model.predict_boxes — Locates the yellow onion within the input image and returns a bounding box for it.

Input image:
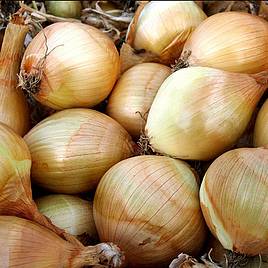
[121,1,207,71]
[20,22,120,110]
[0,13,29,135]
[24,108,135,194]
[253,99,268,147]
[182,12,268,74]
[200,147,268,255]
[145,67,267,160]
[0,216,123,267]
[36,194,98,240]
[45,1,82,18]
[94,155,206,267]
[106,63,171,138]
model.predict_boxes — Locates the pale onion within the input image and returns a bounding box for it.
[0,121,85,245]
[145,67,267,160]
[0,13,30,135]
[253,99,268,147]
[106,63,171,138]
[121,1,207,71]
[20,22,120,110]
[94,155,206,267]
[36,194,98,239]
[0,216,122,267]
[200,147,268,255]
[45,1,82,18]
[182,12,268,74]
[24,108,135,194]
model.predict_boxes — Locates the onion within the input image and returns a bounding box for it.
[36,194,98,240]
[20,22,120,110]
[200,147,268,255]
[120,1,206,71]
[145,67,267,160]
[106,63,171,138]
[181,12,268,74]
[0,216,123,267]
[94,155,206,267]
[24,108,135,194]
[0,13,29,136]
[254,99,268,147]
[45,1,82,18]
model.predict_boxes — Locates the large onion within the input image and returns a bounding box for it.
[94,155,206,267]
[20,22,120,110]
[200,147,268,255]
[0,216,122,267]
[182,12,268,74]
[120,1,206,71]
[254,98,268,147]
[24,108,135,193]
[106,63,171,138]
[145,67,267,160]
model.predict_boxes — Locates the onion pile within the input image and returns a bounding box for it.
[45,1,82,18]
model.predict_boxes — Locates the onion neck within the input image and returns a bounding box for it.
[0,14,29,88]
[71,243,124,268]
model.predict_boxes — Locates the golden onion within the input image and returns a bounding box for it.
[145,67,267,160]
[106,63,171,138]
[121,1,206,70]
[24,108,135,194]
[20,22,120,110]
[0,216,123,267]
[182,12,268,74]
[36,194,98,239]
[94,155,206,267]
[200,147,268,255]
[254,99,268,147]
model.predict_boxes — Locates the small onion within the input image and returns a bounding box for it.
[94,155,206,267]
[182,12,268,74]
[200,147,268,255]
[145,67,267,160]
[0,216,123,267]
[36,194,98,240]
[253,99,268,147]
[106,63,171,138]
[45,1,82,18]
[121,1,207,70]
[24,108,135,194]
[20,22,120,110]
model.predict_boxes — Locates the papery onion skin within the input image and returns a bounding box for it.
[24,108,135,194]
[94,155,206,267]
[106,63,171,138]
[45,1,82,18]
[182,12,268,74]
[126,1,207,64]
[253,99,268,147]
[145,67,267,160]
[20,22,120,110]
[200,147,268,255]
[0,14,30,136]
[0,216,123,268]
[36,194,98,239]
